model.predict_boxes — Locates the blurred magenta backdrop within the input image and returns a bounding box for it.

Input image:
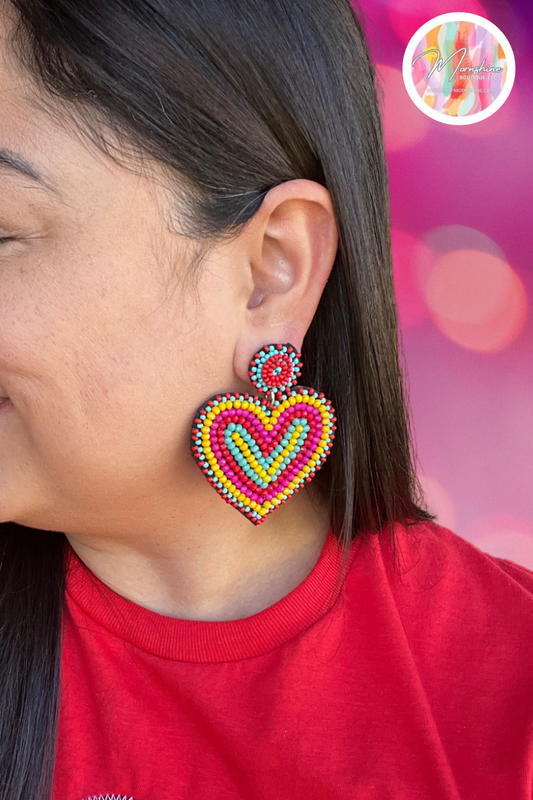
[355,0,533,567]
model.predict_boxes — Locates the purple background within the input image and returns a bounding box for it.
[355,0,533,567]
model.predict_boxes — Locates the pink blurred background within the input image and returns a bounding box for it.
[355,0,533,567]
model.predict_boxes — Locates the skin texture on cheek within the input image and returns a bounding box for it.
[0,118,241,533]
[6,227,246,530]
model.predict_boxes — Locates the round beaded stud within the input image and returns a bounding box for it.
[189,343,337,526]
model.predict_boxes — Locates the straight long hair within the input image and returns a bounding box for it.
[0,1,436,797]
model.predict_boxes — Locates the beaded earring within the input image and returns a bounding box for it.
[190,343,337,526]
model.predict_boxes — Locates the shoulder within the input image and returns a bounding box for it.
[354,519,533,730]
[373,519,533,637]
[399,518,533,589]
[358,520,533,790]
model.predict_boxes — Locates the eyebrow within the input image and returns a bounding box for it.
[0,147,62,199]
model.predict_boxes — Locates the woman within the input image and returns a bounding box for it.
[0,1,531,798]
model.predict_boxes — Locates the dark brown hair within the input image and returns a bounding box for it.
[0,0,435,796]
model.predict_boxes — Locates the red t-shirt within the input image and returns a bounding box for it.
[51,520,533,800]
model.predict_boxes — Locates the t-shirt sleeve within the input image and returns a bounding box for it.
[481,553,533,593]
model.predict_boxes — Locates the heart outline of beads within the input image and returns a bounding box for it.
[190,344,337,525]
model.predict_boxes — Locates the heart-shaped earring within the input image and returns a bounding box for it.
[190,343,337,525]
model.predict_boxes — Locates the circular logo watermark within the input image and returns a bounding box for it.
[402,12,515,125]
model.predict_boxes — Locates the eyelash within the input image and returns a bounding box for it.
[0,238,13,245]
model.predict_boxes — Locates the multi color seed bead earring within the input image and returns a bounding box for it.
[189,343,337,526]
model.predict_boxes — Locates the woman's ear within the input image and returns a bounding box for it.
[233,179,338,384]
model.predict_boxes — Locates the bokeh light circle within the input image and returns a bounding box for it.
[425,249,528,352]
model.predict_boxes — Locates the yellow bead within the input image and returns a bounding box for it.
[206,411,215,419]
[263,501,272,509]
[303,466,311,473]
[234,400,241,408]
[288,482,296,490]
[241,401,249,409]
[267,467,276,475]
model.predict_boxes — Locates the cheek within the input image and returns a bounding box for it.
[8,334,186,506]
[178,268,245,392]
[0,242,242,506]
[0,255,181,483]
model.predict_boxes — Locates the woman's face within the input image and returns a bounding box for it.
[0,16,338,541]
[0,29,258,536]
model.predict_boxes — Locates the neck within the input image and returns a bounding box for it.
[64,482,331,621]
